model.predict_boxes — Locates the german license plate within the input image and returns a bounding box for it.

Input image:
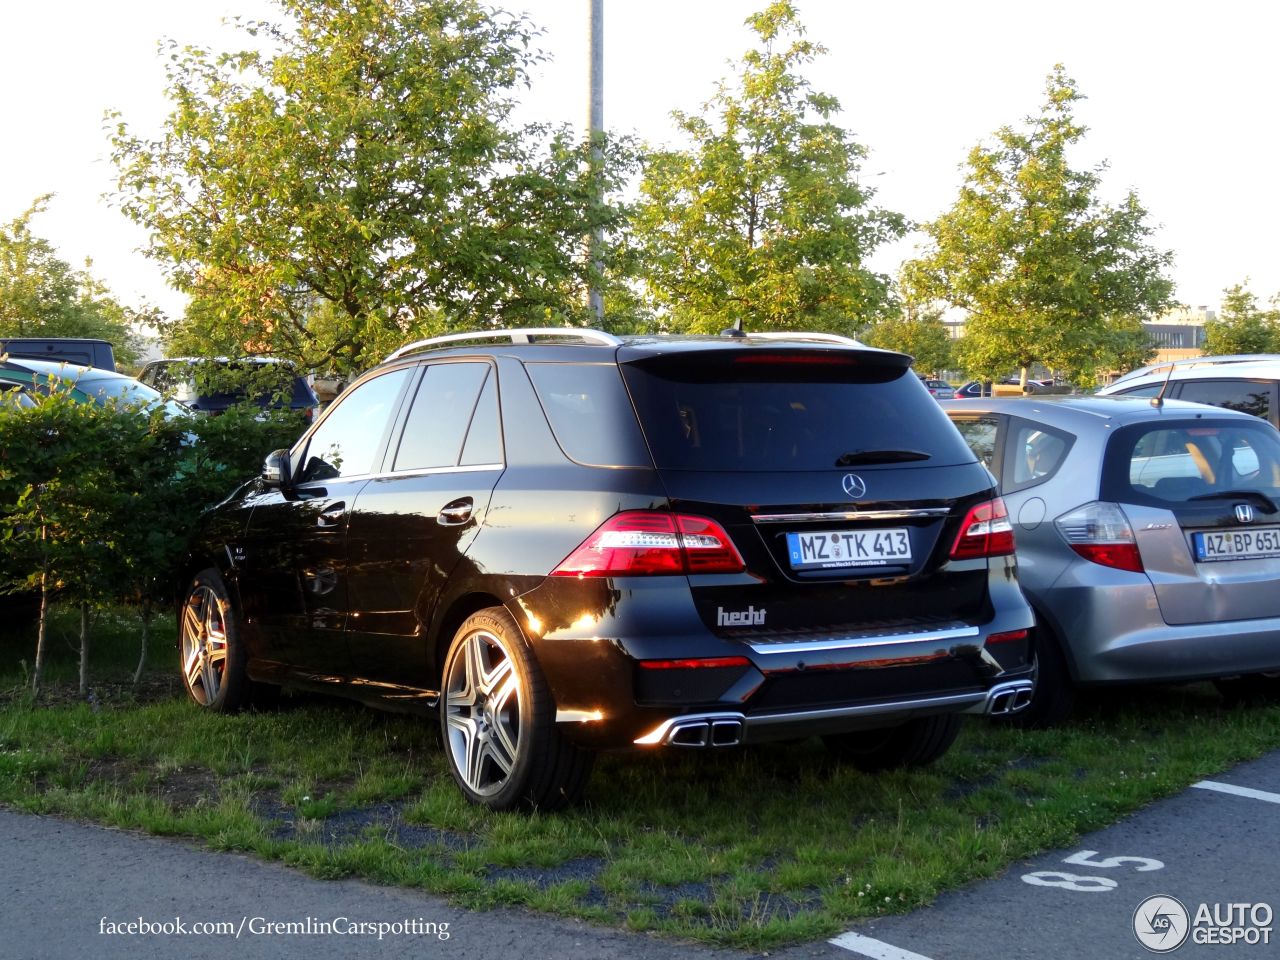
[1193,526,1280,562]
[785,528,911,571]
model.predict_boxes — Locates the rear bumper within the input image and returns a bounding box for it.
[631,679,1035,748]
[1036,570,1280,684]
[516,575,1035,750]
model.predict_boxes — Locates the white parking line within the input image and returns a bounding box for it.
[1192,780,1280,805]
[829,931,937,960]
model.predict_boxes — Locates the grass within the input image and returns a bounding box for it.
[2,607,1279,948]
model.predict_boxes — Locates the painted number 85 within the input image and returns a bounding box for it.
[1021,850,1165,892]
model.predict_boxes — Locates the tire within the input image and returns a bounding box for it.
[823,713,963,771]
[1214,674,1280,704]
[999,620,1075,728]
[179,568,253,713]
[440,607,594,811]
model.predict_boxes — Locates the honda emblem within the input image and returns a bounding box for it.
[1234,503,1255,524]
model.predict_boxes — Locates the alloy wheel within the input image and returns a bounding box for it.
[181,585,229,706]
[443,629,523,797]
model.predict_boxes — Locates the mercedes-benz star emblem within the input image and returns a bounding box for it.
[1235,503,1255,524]
[841,474,867,500]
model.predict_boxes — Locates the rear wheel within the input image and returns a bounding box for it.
[1214,674,1280,704]
[823,714,963,771]
[1000,619,1075,728]
[440,607,594,811]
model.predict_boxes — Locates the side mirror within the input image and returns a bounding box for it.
[262,449,291,488]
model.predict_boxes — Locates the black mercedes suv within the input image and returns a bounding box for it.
[178,329,1035,810]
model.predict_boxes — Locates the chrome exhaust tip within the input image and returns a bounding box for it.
[634,713,747,748]
[983,679,1035,716]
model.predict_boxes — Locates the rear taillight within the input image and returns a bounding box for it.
[551,511,745,577]
[1054,501,1144,573]
[949,498,1015,560]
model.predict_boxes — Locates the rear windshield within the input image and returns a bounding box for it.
[620,354,976,471]
[1104,419,1280,506]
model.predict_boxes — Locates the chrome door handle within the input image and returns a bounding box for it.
[317,502,346,528]
[438,498,474,526]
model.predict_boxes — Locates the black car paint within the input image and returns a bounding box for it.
[182,338,1034,750]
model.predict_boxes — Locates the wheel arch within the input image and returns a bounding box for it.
[429,590,511,683]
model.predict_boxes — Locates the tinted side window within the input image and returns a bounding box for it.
[950,416,1001,472]
[393,363,491,471]
[1111,382,1163,398]
[1004,418,1073,492]
[297,369,410,483]
[526,363,650,468]
[1176,379,1272,421]
[460,371,502,466]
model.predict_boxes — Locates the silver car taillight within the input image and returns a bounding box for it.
[1054,501,1144,573]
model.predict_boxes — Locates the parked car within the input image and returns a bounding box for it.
[946,395,1280,725]
[0,357,186,418]
[1099,354,1280,430]
[918,377,956,400]
[0,337,116,371]
[138,357,319,420]
[177,328,1035,810]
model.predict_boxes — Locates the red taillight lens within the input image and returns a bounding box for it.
[1054,501,1144,573]
[949,498,1016,560]
[638,656,751,670]
[551,511,745,577]
[986,629,1029,644]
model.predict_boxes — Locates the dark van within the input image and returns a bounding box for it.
[0,337,116,371]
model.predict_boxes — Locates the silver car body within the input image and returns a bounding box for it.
[1099,354,1280,430]
[946,395,1280,685]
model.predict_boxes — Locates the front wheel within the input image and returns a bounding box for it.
[998,620,1075,728]
[823,713,963,771]
[179,568,251,712]
[440,607,594,811]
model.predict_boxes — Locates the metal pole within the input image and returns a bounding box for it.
[587,0,604,322]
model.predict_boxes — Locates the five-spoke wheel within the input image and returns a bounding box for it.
[440,608,594,811]
[179,568,253,712]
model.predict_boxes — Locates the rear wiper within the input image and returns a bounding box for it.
[1186,489,1278,513]
[835,449,931,466]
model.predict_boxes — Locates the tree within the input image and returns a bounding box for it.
[862,301,954,376]
[632,1,904,336]
[0,387,184,695]
[109,0,638,377]
[903,66,1174,386]
[1203,283,1280,355]
[0,197,147,364]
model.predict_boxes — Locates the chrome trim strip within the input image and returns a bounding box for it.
[746,625,979,655]
[751,508,951,524]
[745,692,985,729]
[634,690,989,745]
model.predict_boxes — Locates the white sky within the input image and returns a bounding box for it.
[2,0,1276,322]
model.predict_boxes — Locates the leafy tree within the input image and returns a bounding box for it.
[0,197,148,364]
[1203,283,1280,355]
[110,0,638,377]
[903,66,1174,386]
[633,1,904,336]
[862,301,954,377]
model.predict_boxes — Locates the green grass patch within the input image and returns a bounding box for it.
[2,607,1279,947]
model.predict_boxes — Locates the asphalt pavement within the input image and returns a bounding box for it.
[2,751,1278,960]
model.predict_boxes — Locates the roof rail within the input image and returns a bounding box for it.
[746,331,864,346]
[1112,353,1276,383]
[384,327,622,363]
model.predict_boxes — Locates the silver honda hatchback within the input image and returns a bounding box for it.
[946,395,1280,724]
